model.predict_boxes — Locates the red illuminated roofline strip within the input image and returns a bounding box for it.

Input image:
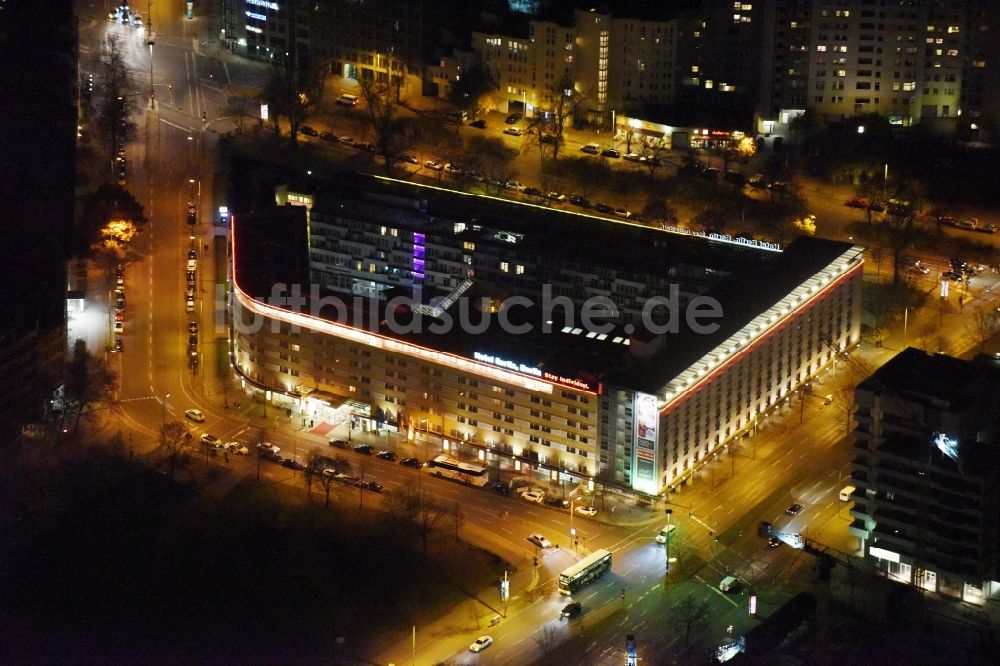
[228,214,598,396]
[660,259,864,415]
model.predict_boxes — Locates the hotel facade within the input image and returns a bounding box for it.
[229,177,863,496]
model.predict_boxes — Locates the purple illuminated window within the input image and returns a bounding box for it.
[413,233,425,244]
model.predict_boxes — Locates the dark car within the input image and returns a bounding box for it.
[544,497,570,509]
[376,450,397,461]
[188,334,198,347]
[319,130,337,142]
[785,503,804,515]
[601,148,621,158]
[469,119,487,129]
[868,200,886,212]
[300,125,318,137]
[283,459,305,471]
[400,457,424,468]
[523,187,544,197]
[360,480,383,493]
[539,133,556,144]
[767,536,781,548]
[353,444,374,455]
[569,195,590,208]
[188,321,198,334]
[942,271,964,282]
[505,113,521,124]
[330,439,352,449]
[561,601,582,618]
[758,521,773,537]
[262,450,282,463]
[594,203,614,214]
[397,154,419,165]
[492,481,510,495]
[113,338,124,352]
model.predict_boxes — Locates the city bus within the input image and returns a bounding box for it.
[559,549,613,595]
[428,454,489,487]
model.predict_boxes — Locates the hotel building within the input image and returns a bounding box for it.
[851,348,1000,604]
[229,176,862,496]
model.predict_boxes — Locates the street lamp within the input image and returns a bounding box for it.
[161,393,170,445]
[570,527,577,554]
[665,508,673,573]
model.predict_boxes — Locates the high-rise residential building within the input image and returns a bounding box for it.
[223,0,313,63]
[228,175,862,497]
[960,0,1000,141]
[758,0,813,119]
[851,348,1000,604]
[805,0,964,126]
[0,0,76,434]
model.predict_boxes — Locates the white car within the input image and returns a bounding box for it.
[424,160,443,171]
[256,442,280,455]
[186,297,195,312]
[521,490,544,504]
[527,533,552,549]
[575,505,598,517]
[469,635,493,653]
[187,258,197,271]
[200,433,221,447]
[184,408,205,423]
[114,321,124,334]
[503,127,523,136]
[224,442,249,455]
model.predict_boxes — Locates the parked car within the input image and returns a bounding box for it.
[505,113,521,124]
[844,197,869,209]
[424,160,444,171]
[397,154,419,165]
[581,143,600,155]
[320,131,337,142]
[527,533,552,548]
[282,459,305,471]
[492,481,510,495]
[523,187,543,197]
[868,200,886,212]
[376,450,397,461]
[184,408,205,423]
[546,191,567,202]
[975,223,997,234]
[561,601,582,618]
[256,442,280,455]
[469,119,487,129]
[329,439,352,449]
[400,457,424,468]
[623,152,643,162]
[544,497,570,509]
[521,490,545,504]
[187,202,196,225]
[503,127,523,136]
[114,321,124,334]
[575,505,598,517]
[942,271,964,282]
[188,321,198,334]
[594,203,614,214]
[539,133,557,144]
[569,195,591,208]
[601,148,621,158]
[353,444,374,455]
[299,125,318,137]
[614,208,632,218]
[360,480,383,493]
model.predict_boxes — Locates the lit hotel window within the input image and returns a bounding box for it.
[516,264,525,275]
[500,261,509,272]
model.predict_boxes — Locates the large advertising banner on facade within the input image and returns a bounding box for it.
[633,393,658,492]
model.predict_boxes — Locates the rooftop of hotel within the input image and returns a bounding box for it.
[232,174,859,394]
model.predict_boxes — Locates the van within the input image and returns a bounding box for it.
[955,218,978,230]
[719,576,740,593]
[839,485,856,502]
[655,523,676,544]
[336,94,358,107]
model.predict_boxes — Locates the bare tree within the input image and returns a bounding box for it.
[672,594,710,645]
[260,55,327,147]
[64,349,118,432]
[381,482,447,557]
[533,622,559,657]
[160,420,191,479]
[95,35,137,162]
[225,95,253,134]
[450,502,464,540]
[528,73,588,163]
[357,74,410,173]
[967,306,1000,353]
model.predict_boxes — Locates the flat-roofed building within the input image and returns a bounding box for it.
[229,175,862,496]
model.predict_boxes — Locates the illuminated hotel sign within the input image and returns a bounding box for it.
[474,352,542,377]
[246,11,267,20]
[633,393,658,493]
[473,352,597,392]
[869,546,900,563]
[246,0,279,9]
[933,432,959,460]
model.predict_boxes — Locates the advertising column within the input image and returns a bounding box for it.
[633,393,659,494]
